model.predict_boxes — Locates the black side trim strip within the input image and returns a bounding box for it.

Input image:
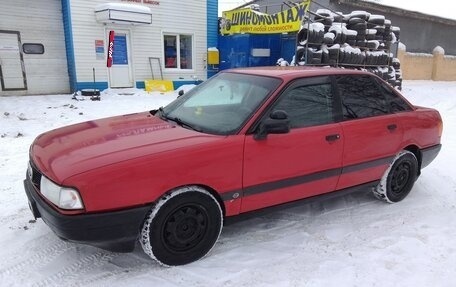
[222,155,395,202]
[225,180,380,225]
[243,168,341,197]
[220,190,242,201]
[342,155,394,174]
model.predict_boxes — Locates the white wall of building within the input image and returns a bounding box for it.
[70,0,209,87]
[0,0,69,96]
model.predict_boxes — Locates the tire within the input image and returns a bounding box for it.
[297,28,308,45]
[140,186,223,266]
[296,46,305,62]
[373,151,419,203]
[225,20,231,31]
[348,17,364,25]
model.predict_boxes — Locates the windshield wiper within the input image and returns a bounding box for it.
[162,114,202,132]
[150,106,164,117]
[152,107,202,132]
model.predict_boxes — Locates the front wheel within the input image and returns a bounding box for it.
[140,186,223,266]
[373,150,419,203]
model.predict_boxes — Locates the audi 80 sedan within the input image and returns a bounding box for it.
[24,67,442,266]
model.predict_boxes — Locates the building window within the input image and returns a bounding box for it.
[22,43,44,54]
[163,34,193,69]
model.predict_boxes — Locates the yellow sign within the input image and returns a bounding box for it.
[144,80,174,93]
[220,1,311,35]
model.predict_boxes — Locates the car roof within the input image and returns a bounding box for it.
[222,66,371,79]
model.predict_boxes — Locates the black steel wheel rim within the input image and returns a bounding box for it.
[391,161,411,194]
[162,204,208,253]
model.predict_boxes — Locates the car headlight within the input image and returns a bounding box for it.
[40,176,84,210]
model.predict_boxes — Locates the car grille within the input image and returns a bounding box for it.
[29,161,42,190]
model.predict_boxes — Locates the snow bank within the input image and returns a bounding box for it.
[95,3,150,13]
[310,22,325,32]
[433,46,445,54]
[1,82,456,286]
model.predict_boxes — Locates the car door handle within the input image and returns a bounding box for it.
[325,134,340,142]
[387,124,397,131]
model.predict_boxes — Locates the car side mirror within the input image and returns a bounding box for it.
[254,110,290,140]
[178,90,184,97]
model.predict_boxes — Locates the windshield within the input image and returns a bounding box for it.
[161,72,282,135]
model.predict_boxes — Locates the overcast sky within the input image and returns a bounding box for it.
[218,0,456,20]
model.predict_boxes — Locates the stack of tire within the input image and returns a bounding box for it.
[295,9,403,89]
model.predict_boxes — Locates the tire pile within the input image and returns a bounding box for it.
[295,9,403,89]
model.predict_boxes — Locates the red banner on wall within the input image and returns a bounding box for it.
[107,31,115,67]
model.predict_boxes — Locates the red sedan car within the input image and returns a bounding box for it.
[24,67,442,266]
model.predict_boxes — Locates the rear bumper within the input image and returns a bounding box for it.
[24,175,150,252]
[421,144,441,169]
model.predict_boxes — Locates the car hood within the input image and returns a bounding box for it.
[31,112,220,182]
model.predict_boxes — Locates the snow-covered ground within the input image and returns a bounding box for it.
[0,81,455,286]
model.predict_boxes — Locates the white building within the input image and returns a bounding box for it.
[0,0,218,96]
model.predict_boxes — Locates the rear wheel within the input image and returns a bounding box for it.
[373,150,419,203]
[140,186,223,266]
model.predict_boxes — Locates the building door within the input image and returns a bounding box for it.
[0,31,27,91]
[108,30,133,88]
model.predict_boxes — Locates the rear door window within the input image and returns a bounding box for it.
[375,80,413,112]
[336,75,389,120]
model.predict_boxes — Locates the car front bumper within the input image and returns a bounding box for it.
[24,174,151,252]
